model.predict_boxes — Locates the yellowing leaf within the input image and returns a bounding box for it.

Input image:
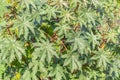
[12,72,21,80]
[15,72,21,79]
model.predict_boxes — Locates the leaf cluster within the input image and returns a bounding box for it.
[0,0,120,80]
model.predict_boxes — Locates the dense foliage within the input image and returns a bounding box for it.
[0,0,120,80]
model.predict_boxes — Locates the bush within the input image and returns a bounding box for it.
[0,0,120,80]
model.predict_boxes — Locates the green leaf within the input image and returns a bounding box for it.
[85,31,101,49]
[66,32,88,54]
[0,36,25,63]
[0,1,8,17]
[91,49,110,69]
[13,15,35,39]
[20,0,36,9]
[48,65,65,80]
[62,52,82,72]
[33,39,59,63]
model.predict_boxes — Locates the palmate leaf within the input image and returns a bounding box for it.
[91,0,102,7]
[0,36,25,63]
[29,58,47,73]
[48,65,65,80]
[85,10,96,25]
[91,49,110,70]
[45,5,58,20]
[87,68,100,80]
[60,9,75,22]
[27,61,47,80]
[20,0,36,9]
[106,29,118,43]
[0,0,9,17]
[108,56,120,78]
[21,69,31,80]
[79,73,90,80]
[13,15,35,39]
[33,39,59,63]
[85,31,101,49]
[30,7,43,23]
[69,0,81,8]
[0,18,7,27]
[0,63,5,78]
[54,23,71,37]
[109,64,120,79]
[62,52,82,72]
[50,0,68,9]
[66,31,88,54]
[37,0,48,5]
[77,8,96,26]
